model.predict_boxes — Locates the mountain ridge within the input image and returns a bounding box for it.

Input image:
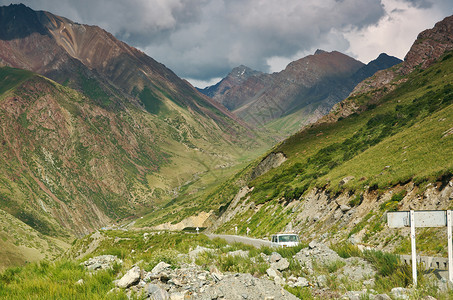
[0,3,246,129]
[200,50,401,137]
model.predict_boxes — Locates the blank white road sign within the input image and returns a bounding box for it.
[387,210,447,228]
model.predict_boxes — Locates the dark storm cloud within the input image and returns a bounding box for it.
[1,0,452,84]
[143,0,387,80]
[0,0,386,80]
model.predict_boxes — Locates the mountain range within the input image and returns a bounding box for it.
[0,3,452,272]
[199,50,401,137]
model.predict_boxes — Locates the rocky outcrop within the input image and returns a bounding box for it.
[250,152,287,180]
[206,186,254,234]
[152,211,213,231]
[83,254,122,272]
[110,261,298,299]
[401,15,453,75]
[116,266,141,289]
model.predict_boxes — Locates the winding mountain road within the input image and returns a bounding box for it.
[207,234,272,248]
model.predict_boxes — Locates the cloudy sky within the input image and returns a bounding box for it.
[2,0,452,87]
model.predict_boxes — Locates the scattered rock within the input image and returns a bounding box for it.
[390,287,410,299]
[271,257,289,271]
[266,267,281,279]
[211,271,224,283]
[75,279,84,285]
[339,176,355,186]
[202,273,297,299]
[340,204,351,212]
[269,252,282,263]
[341,290,370,300]
[117,266,141,289]
[188,246,214,259]
[293,277,309,288]
[273,275,285,286]
[83,255,122,272]
[151,261,171,274]
[145,283,169,300]
[169,291,186,300]
[340,257,376,282]
[316,275,327,288]
[308,241,318,249]
[295,241,344,271]
[228,250,249,258]
[374,294,392,300]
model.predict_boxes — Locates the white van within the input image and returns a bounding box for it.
[271,233,300,248]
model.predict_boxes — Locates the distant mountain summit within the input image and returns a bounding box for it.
[198,65,264,100]
[201,50,401,135]
[352,53,402,83]
[325,15,453,124]
[198,65,271,110]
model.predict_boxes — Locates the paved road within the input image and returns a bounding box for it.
[207,234,272,248]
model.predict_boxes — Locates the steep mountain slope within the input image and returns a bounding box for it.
[203,16,453,255]
[0,4,266,267]
[0,4,245,127]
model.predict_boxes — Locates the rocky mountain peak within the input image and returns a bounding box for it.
[197,65,265,106]
[0,4,48,40]
[401,14,453,74]
[314,49,327,55]
[228,65,262,82]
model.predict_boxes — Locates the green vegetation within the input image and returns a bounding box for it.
[330,242,448,298]
[0,260,126,299]
[138,86,168,115]
[78,71,113,107]
[2,230,453,299]
[202,50,453,244]
[0,66,34,96]
[330,242,362,258]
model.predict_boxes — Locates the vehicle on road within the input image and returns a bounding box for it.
[270,232,300,248]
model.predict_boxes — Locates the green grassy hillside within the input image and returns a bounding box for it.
[203,51,453,238]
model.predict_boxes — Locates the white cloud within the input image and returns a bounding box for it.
[344,0,448,63]
[186,77,223,89]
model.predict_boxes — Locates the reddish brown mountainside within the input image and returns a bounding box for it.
[200,50,400,132]
[0,4,256,242]
[0,4,243,128]
[228,50,364,126]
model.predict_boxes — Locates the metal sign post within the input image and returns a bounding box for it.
[387,210,453,286]
[448,210,453,282]
[410,210,417,286]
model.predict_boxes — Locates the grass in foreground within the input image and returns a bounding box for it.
[0,260,125,300]
[2,231,453,299]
